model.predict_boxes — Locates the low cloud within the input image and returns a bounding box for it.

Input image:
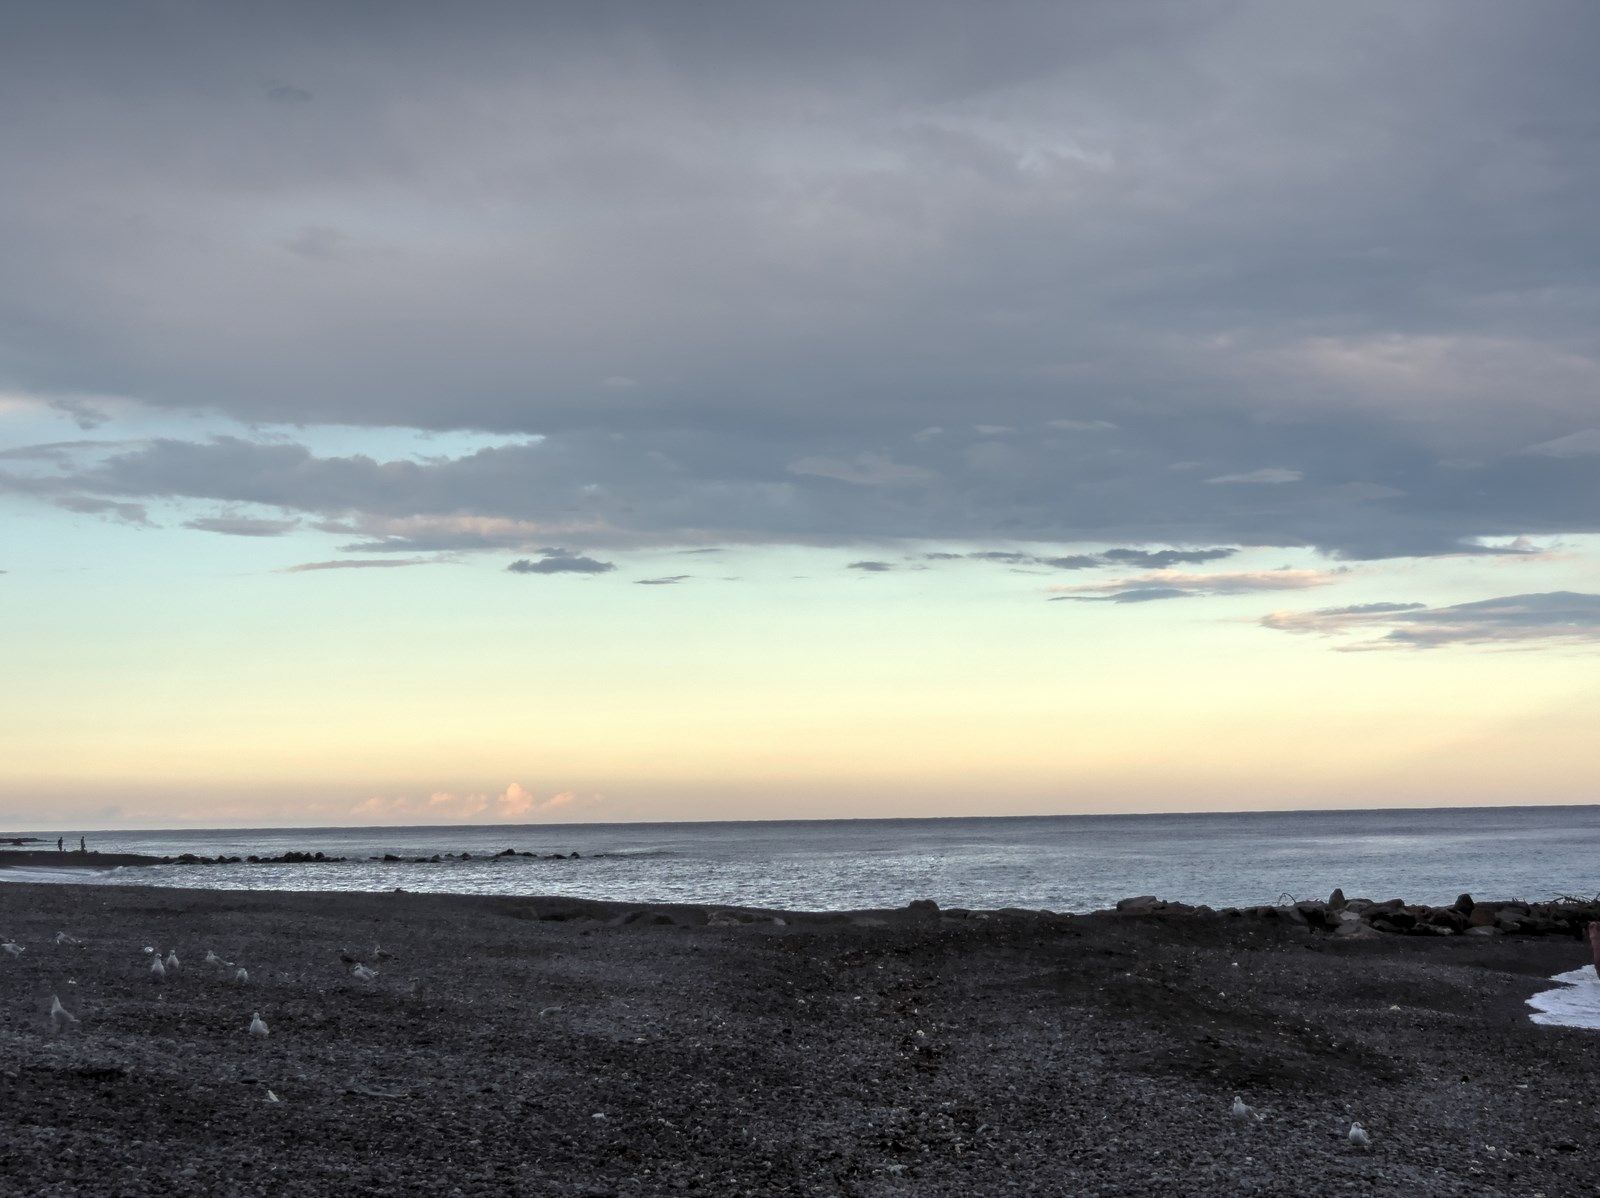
[1523,429,1600,459]
[847,560,896,572]
[353,782,592,822]
[1053,569,1335,603]
[184,515,299,537]
[1204,468,1304,485]
[786,453,932,487]
[1261,591,1600,650]
[506,549,615,575]
[926,546,1239,572]
[635,574,689,585]
[280,557,440,573]
[54,495,150,524]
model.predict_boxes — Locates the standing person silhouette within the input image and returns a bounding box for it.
[56,837,63,852]
[78,836,86,854]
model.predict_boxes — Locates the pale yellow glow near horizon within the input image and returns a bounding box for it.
[3,539,1598,828]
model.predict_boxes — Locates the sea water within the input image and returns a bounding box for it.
[5,804,1599,912]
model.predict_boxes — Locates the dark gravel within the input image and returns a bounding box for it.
[0,883,1593,1196]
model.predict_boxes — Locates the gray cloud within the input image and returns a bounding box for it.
[183,515,299,537]
[1053,568,1336,603]
[847,560,896,572]
[264,83,313,105]
[53,495,149,524]
[507,550,615,575]
[634,574,689,585]
[280,557,440,573]
[1054,586,1191,604]
[2,3,1600,561]
[1262,592,1600,650]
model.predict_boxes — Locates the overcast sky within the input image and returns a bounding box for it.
[3,2,1598,827]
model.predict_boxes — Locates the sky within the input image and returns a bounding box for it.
[3,1,1599,829]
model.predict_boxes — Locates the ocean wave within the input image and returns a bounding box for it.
[1527,966,1600,1030]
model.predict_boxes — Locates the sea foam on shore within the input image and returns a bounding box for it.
[1527,966,1600,1030]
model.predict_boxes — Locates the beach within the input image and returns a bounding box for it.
[0,882,1594,1196]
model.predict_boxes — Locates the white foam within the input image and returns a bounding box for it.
[1527,966,1600,1029]
[0,867,114,885]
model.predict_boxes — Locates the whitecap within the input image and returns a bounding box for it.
[1527,966,1600,1029]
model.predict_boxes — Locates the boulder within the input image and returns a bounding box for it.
[1295,901,1331,929]
[1328,888,1346,909]
[1453,893,1475,914]
[906,899,940,918]
[1115,896,1162,913]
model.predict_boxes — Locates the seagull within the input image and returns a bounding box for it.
[49,994,78,1032]
[234,967,249,984]
[55,932,81,946]
[248,1012,269,1038]
[352,964,377,982]
[1348,1122,1371,1149]
[265,1090,281,1103]
[164,950,180,972]
[151,955,166,980]
[3,941,25,957]
[373,944,391,961]
[204,950,222,967]
[1231,1096,1260,1123]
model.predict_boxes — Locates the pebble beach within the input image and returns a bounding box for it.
[1,880,1597,1196]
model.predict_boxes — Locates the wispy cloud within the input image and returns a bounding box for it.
[1052,569,1336,603]
[184,515,299,537]
[1204,468,1304,485]
[1261,592,1600,650]
[352,782,593,822]
[280,557,441,573]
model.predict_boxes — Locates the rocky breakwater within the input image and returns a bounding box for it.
[368,848,595,863]
[1115,889,1600,941]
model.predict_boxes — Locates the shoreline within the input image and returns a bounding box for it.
[1,879,1595,1194]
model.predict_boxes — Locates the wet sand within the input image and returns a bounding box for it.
[0,882,1594,1196]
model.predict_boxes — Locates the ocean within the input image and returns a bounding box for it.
[5,804,1598,912]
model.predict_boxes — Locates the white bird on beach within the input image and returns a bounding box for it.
[248,1012,269,1038]
[1231,1096,1260,1123]
[55,932,80,946]
[50,994,78,1032]
[352,963,377,982]
[3,941,25,957]
[204,950,222,967]
[1348,1122,1371,1149]
[265,1090,280,1103]
[234,967,249,984]
[164,950,180,973]
[150,955,166,980]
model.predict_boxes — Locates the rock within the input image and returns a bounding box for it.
[1328,888,1346,909]
[1453,892,1475,914]
[1371,898,1406,912]
[906,899,940,918]
[1294,901,1330,929]
[1333,922,1381,940]
[496,848,516,857]
[1116,896,1162,912]
[1464,925,1501,936]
